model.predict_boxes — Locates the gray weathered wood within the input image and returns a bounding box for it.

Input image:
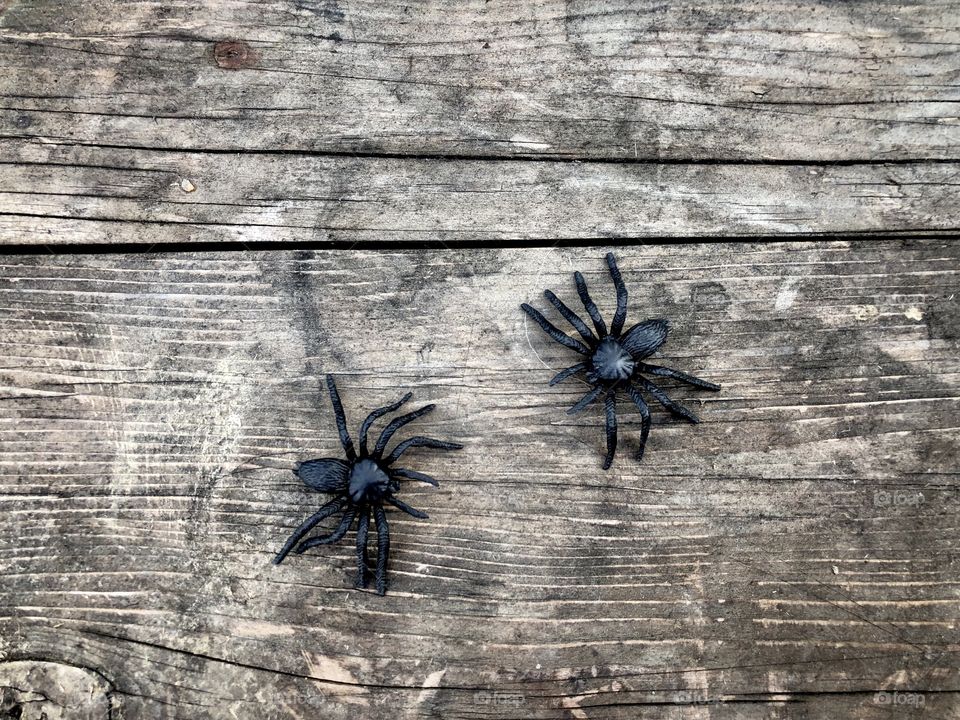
[2,0,959,716]
[1,0,959,161]
[3,0,958,247]
[0,660,112,719]
[1,142,958,245]
[2,242,958,718]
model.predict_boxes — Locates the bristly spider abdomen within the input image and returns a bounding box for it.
[522,253,720,469]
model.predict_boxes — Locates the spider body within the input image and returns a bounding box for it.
[348,459,391,503]
[590,337,635,382]
[274,375,462,595]
[522,253,720,469]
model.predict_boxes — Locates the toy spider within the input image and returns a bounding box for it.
[273,375,462,595]
[521,252,720,469]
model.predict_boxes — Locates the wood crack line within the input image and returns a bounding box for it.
[82,629,488,694]
[3,137,960,167]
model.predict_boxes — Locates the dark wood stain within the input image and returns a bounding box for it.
[213,40,255,70]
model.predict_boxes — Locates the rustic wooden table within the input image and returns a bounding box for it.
[1,2,959,719]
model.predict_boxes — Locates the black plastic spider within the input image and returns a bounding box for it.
[521,252,720,469]
[273,375,462,595]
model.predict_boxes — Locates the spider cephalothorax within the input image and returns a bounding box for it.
[521,252,720,469]
[273,375,462,595]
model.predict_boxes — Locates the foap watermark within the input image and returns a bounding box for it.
[874,690,925,708]
[473,690,525,707]
[873,489,924,508]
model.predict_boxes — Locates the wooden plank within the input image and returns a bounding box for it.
[1,0,959,162]
[1,143,958,245]
[1,241,958,718]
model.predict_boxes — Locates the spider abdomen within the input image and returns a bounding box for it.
[590,337,636,382]
[348,458,390,503]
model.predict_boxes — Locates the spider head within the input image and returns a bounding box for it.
[348,458,391,504]
[589,337,636,383]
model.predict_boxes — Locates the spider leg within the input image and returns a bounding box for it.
[639,363,721,391]
[384,436,463,465]
[391,468,439,486]
[295,508,356,553]
[373,506,390,596]
[567,385,603,415]
[325,374,357,460]
[386,496,428,519]
[544,289,596,343]
[354,509,370,589]
[602,390,617,470]
[635,376,699,423]
[359,392,413,455]
[625,384,652,460]
[550,361,587,386]
[606,253,628,337]
[372,404,436,458]
[521,304,591,354]
[273,497,345,565]
[574,271,608,337]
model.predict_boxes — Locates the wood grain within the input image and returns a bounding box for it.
[1,143,958,245]
[1,0,959,161]
[3,0,958,247]
[1,241,958,718]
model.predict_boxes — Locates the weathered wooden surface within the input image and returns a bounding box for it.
[2,0,960,245]
[0,660,112,719]
[2,0,959,717]
[1,242,958,718]
[1,143,958,245]
[2,0,959,161]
